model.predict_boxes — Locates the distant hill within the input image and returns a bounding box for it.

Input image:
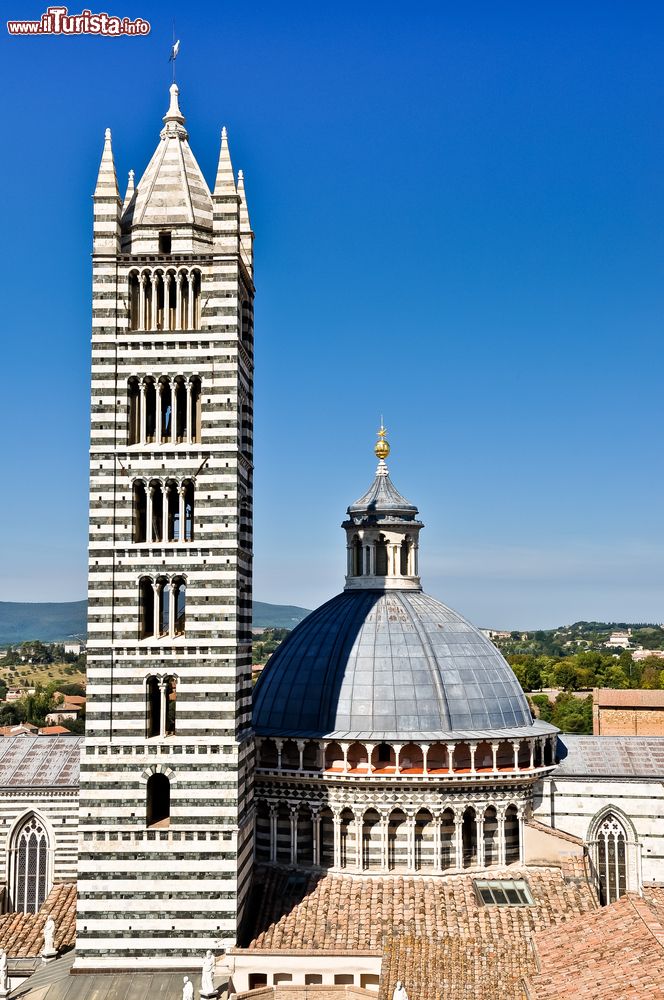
[252,601,310,629]
[0,600,311,646]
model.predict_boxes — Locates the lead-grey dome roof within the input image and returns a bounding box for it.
[253,589,539,740]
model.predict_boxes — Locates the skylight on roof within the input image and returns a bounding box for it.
[474,879,534,906]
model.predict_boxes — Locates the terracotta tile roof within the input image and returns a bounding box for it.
[0,883,76,958]
[37,727,70,736]
[241,866,597,953]
[594,688,664,707]
[527,889,664,998]
[380,933,531,1000]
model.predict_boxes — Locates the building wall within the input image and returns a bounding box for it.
[0,790,79,895]
[533,776,664,886]
[593,706,664,736]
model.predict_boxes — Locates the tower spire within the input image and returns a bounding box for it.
[237,169,254,276]
[93,127,119,199]
[122,169,135,214]
[214,127,236,195]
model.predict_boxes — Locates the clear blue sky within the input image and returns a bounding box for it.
[1,1,663,628]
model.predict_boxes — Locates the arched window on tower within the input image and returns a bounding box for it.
[375,535,388,576]
[146,773,170,828]
[144,379,157,443]
[146,676,160,738]
[128,378,140,445]
[183,480,195,542]
[172,577,186,636]
[146,676,177,738]
[128,272,140,330]
[352,536,363,576]
[241,300,252,344]
[133,481,147,543]
[595,813,628,905]
[400,536,411,575]
[10,814,51,913]
[190,377,202,443]
[139,577,154,640]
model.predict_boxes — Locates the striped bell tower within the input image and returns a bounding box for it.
[75,84,255,969]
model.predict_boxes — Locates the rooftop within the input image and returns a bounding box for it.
[593,687,664,707]
[556,735,664,778]
[240,865,597,952]
[0,735,81,787]
[0,883,76,959]
[527,888,664,998]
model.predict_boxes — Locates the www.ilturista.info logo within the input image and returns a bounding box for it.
[7,6,150,35]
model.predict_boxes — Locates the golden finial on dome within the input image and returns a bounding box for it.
[374,420,390,461]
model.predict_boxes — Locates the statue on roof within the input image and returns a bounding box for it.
[200,950,216,997]
[392,983,409,1000]
[0,947,8,996]
[182,976,194,1000]
[42,915,57,958]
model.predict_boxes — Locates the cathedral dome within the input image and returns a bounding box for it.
[253,588,535,740]
[254,428,544,742]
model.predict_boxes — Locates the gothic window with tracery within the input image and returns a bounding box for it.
[11,815,50,913]
[596,813,627,905]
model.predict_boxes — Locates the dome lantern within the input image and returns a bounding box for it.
[342,426,424,592]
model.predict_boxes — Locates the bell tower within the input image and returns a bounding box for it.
[76,84,255,969]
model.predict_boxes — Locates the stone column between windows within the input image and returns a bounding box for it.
[139,274,146,331]
[512,741,520,770]
[158,679,167,738]
[454,812,463,870]
[332,811,341,869]
[475,810,485,868]
[165,273,172,331]
[139,381,147,444]
[151,273,159,331]
[407,814,416,871]
[380,813,389,871]
[355,815,363,872]
[433,815,442,872]
[152,582,160,639]
[162,486,169,543]
[312,811,320,867]
[269,805,278,864]
[175,273,182,330]
[146,485,154,544]
[178,486,186,543]
[156,382,163,446]
[529,742,535,770]
[185,380,193,444]
[171,384,179,445]
[497,808,506,866]
[491,742,499,774]
[446,743,455,773]
[187,273,195,330]
[469,743,477,775]
[289,807,298,866]
[168,583,176,638]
